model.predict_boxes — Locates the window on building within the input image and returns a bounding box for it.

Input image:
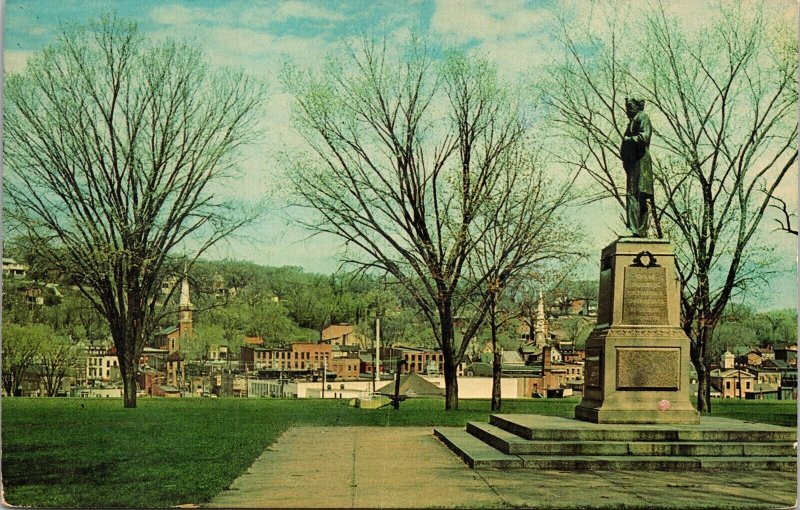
[726,381,730,389]
[746,381,750,389]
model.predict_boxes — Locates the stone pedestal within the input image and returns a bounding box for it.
[575,238,699,424]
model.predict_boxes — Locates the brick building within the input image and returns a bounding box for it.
[241,342,333,372]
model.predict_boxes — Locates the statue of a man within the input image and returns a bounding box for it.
[619,97,653,237]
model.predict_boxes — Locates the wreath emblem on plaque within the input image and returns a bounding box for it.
[632,250,659,268]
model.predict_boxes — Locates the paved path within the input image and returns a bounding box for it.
[205,426,796,509]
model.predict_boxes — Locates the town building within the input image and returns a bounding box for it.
[165,351,185,389]
[358,352,386,376]
[2,258,29,279]
[773,343,797,366]
[241,342,333,372]
[86,345,121,383]
[738,347,776,367]
[710,368,756,399]
[248,379,375,399]
[467,351,542,378]
[321,323,368,347]
[243,336,264,347]
[331,355,360,380]
[761,359,797,400]
[390,345,445,375]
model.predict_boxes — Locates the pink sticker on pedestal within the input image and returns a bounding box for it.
[658,399,671,411]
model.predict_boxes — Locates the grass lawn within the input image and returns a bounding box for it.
[2,397,796,508]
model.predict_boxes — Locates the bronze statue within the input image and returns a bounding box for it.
[619,97,653,237]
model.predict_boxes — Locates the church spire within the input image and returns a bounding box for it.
[180,264,192,308]
[534,287,547,347]
[178,266,193,340]
[536,287,545,317]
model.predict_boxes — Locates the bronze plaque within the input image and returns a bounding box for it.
[585,348,601,387]
[622,267,668,325]
[616,347,679,390]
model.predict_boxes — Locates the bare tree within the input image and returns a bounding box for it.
[284,36,537,409]
[469,148,581,411]
[545,1,797,412]
[769,196,798,235]
[3,17,266,407]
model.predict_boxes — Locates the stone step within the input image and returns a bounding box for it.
[466,421,797,457]
[433,427,522,469]
[489,414,797,443]
[436,427,797,471]
[517,455,798,472]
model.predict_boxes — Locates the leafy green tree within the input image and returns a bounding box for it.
[33,335,81,396]
[184,324,226,371]
[753,309,797,347]
[560,316,593,348]
[2,321,48,396]
[245,299,299,344]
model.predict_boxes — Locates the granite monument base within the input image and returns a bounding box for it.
[574,238,699,424]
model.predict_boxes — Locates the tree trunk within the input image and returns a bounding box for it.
[443,353,459,410]
[45,377,57,397]
[696,364,711,414]
[440,298,459,410]
[2,375,14,397]
[490,292,501,412]
[491,349,502,412]
[688,318,713,414]
[122,368,137,408]
[116,331,140,409]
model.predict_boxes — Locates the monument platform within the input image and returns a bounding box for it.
[434,414,796,471]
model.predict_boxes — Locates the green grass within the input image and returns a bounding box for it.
[704,398,798,427]
[1,397,796,508]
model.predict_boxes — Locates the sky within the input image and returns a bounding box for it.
[2,0,798,311]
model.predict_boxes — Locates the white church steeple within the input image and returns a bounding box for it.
[534,287,548,346]
[178,267,193,340]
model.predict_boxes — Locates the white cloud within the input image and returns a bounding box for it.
[151,4,235,26]
[3,50,34,74]
[151,2,346,30]
[151,5,195,25]
[431,0,548,42]
[430,0,555,78]
[271,1,346,22]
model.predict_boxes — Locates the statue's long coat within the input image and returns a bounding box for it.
[620,111,653,195]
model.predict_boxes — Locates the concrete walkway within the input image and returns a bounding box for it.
[205,426,796,509]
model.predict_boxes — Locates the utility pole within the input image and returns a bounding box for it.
[373,317,381,394]
[738,368,742,400]
[322,356,327,399]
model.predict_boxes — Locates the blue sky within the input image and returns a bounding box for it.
[3,1,797,310]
